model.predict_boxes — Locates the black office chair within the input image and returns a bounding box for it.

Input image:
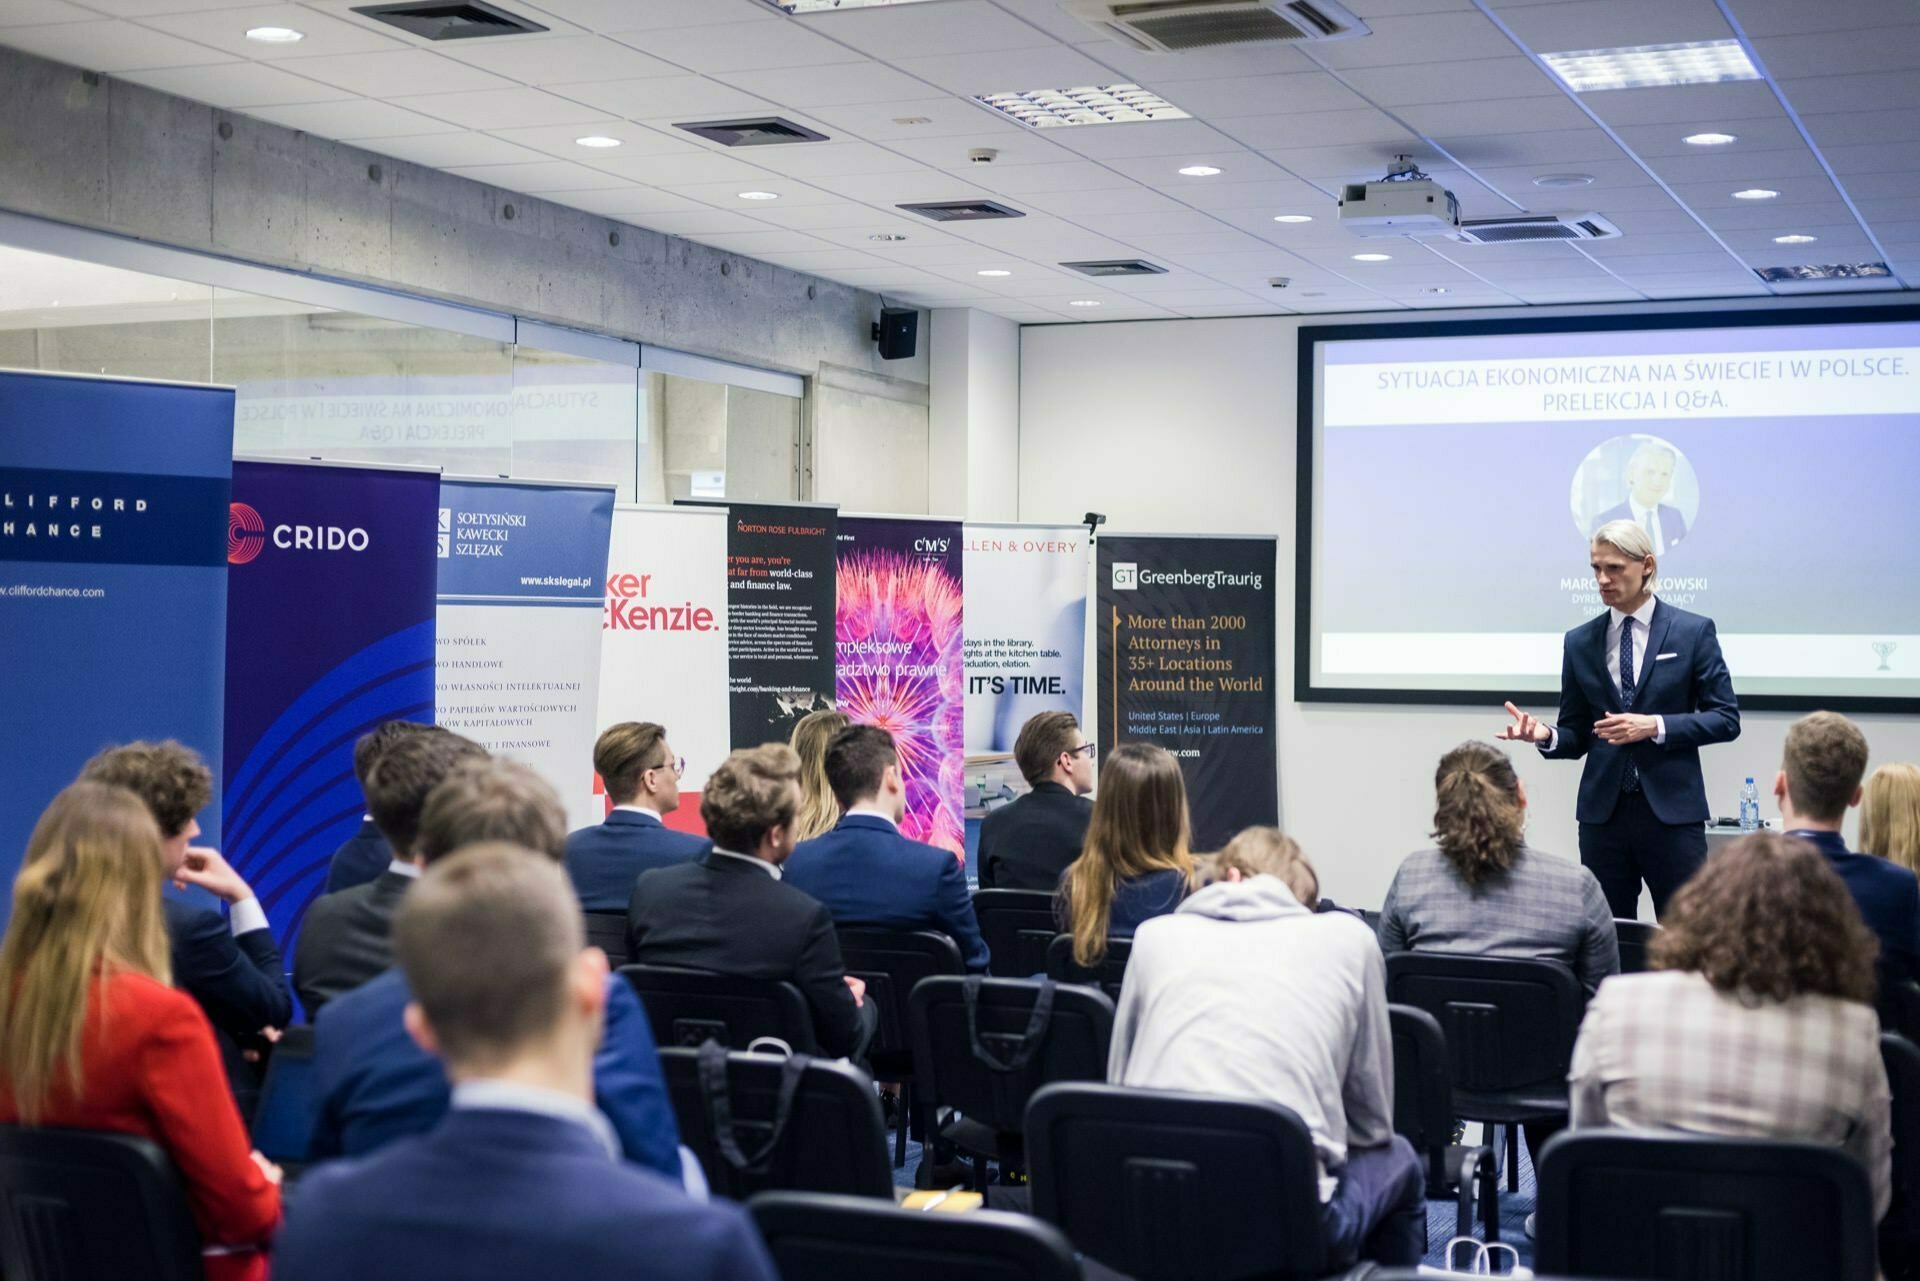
[0,1128,204,1281]
[833,927,966,1166]
[658,1045,892,1201]
[1883,1033,1920,1280]
[1043,933,1131,1002]
[248,1024,317,1176]
[972,889,1060,979]
[1613,918,1658,975]
[909,975,1113,1191]
[750,1190,1084,1281]
[583,910,631,969]
[1027,1083,1384,1281]
[1535,1131,1877,1281]
[1880,977,1920,1045]
[1389,1003,1497,1241]
[619,965,820,1053]
[1386,952,1584,1192]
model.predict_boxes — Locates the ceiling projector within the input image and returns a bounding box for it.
[1337,157,1460,239]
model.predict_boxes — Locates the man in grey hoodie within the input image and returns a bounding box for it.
[1108,827,1425,1268]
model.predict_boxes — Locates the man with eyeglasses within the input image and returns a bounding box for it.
[566,722,709,911]
[977,711,1097,892]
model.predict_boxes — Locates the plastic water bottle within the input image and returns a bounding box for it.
[1739,778,1761,832]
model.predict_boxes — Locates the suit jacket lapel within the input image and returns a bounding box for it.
[1588,612,1612,705]
[1636,601,1674,707]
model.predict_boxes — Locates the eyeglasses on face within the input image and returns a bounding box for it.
[1069,741,1097,759]
[649,756,686,777]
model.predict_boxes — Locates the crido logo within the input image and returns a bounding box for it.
[228,502,266,564]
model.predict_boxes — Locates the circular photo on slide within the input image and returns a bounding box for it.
[1569,433,1700,556]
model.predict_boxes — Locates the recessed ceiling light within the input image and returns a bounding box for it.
[1178,164,1222,177]
[574,135,622,149]
[1068,300,1102,307]
[1773,233,1817,244]
[1733,188,1780,200]
[1684,131,1738,146]
[977,269,1012,277]
[244,25,303,42]
[1352,253,1392,262]
[869,233,908,242]
[1534,173,1595,188]
[736,190,780,200]
[1541,40,1759,92]
[975,85,1191,129]
[1272,214,1314,223]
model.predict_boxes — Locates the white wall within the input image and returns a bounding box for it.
[931,308,1021,521]
[1019,308,1920,913]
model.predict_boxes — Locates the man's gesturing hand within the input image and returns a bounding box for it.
[1497,701,1551,745]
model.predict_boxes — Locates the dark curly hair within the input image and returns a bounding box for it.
[1430,741,1525,886]
[1653,831,1878,1005]
[78,740,212,839]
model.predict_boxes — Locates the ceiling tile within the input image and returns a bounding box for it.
[141,4,406,59]
[1215,108,1414,150]
[1577,82,1783,127]
[1015,186,1187,218]
[387,86,612,130]
[1338,57,1560,107]
[1576,250,1745,275]
[443,34,684,84]
[686,228,839,255]
[114,59,348,106]
[802,96,1017,141]
[524,0,774,33]
[1753,26,1920,79]
[444,159,634,192]
[1072,208,1234,237]
[253,97,465,138]
[363,131,550,168]
[1779,70,1920,116]
[1047,119,1243,161]
[1313,10,1521,67]
[632,19,857,72]
[587,149,777,185]
[1664,179,1835,209]
[1061,34,1317,83]
[1731,0,1920,38]
[551,187,711,216]
[1173,178,1333,213]
[747,201,901,230]
[0,0,97,25]
[277,49,515,97]
[750,247,894,270]
[0,18,227,69]
[881,130,1078,171]
[1580,231,1729,257]
[551,75,777,120]
[963,161,1133,195]
[630,208,779,235]
[1153,72,1371,119]
[1397,95,1593,135]
[1495,0,1734,51]
[803,0,1057,60]
[1694,198,1853,229]
[1469,158,1655,191]
[484,121,697,160]
[740,140,930,178]
[721,61,933,108]
[893,44,1116,97]
[1607,118,1806,156]
[1643,145,1825,184]
[660,177,847,207]
[1433,127,1631,166]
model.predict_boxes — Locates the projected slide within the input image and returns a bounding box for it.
[1302,313,1920,705]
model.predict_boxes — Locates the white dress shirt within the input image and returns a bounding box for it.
[709,848,781,879]
[1542,595,1666,751]
[614,804,663,822]
[843,805,899,830]
[450,1079,619,1160]
[387,858,421,879]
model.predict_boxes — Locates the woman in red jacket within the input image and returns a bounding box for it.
[0,781,281,1281]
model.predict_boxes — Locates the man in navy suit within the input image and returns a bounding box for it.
[785,724,990,971]
[1592,440,1688,555]
[312,759,681,1178]
[276,844,776,1281]
[1776,711,1920,985]
[324,721,429,894]
[566,721,708,911]
[1502,519,1740,919]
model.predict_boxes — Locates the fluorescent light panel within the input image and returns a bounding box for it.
[975,85,1191,129]
[1754,262,1889,282]
[1541,40,1760,92]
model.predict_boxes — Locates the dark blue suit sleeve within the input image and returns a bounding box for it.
[935,854,991,971]
[1543,639,1595,761]
[308,1003,350,1160]
[1659,619,1740,750]
[175,906,293,1037]
[594,976,683,1181]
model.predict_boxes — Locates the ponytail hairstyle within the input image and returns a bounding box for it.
[1430,741,1526,886]
[1061,743,1196,966]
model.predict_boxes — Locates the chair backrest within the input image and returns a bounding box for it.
[583,910,631,969]
[619,965,820,1054]
[910,976,1113,1137]
[1385,952,1584,1096]
[1879,977,1920,1045]
[1388,1002,1453,1186]
[1535,1131,1877,1281]
[1881,1033,1920,1252]
[1042,932,1131,1002]
[1613,919,1658,975]
[1027,1082,1329,1281]
[749,1190,1083,1281]
[971,889,1060,979]
[0,1128,204,1281]
[834,927,966,1069]
[249,1024,317,1167]
[658,1046,892,1201]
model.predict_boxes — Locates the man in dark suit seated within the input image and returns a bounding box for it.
[312,759,681,1179]
[324,722,427,894]
[294,730,486,1017]
[566,721,707,911]
[785,724,990,971]
[1776,711,1920,985]
[627,743,875,1061]
[977,710,1095,891]
[274,844,776,1281]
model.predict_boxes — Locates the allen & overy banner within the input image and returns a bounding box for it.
[1096,534,1279,852]
[223,459,439,948]
[962,523,1088,754]
[435,477,614,831]
[0,372,233,923]
[837,516,965,857]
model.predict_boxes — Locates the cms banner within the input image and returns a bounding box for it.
[1097,535,1278,851]
[224,459,439,948]
[436,478,614,831]
[0,371,232,921]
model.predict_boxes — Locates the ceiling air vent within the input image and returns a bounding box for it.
[1453,212,1621,244]
[351,0,547,40]
[1061,259,1169,277]
[896,200,1027,222]
[674,117,831,147]
[1063,0,1369,53]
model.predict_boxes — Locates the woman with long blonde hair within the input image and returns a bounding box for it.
[1861,762,1920,876]
[1059,743,1197,966]
[0,782,280,1280]
[790,708,851,842]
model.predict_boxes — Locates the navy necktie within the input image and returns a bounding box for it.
[1619,618,1640,793]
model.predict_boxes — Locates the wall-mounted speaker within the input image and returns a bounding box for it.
[872,307,918,360]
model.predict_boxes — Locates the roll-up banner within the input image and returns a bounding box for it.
[837,516,966,857]
[436,477,614,831]
[1096,534,1279,852]
[223,459,440,949]
[0,371,233,923]
[703,501,838,748]
[597,505,730,834]
[962,523,1089,753]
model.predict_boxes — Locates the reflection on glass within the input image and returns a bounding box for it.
[656,372,797,502]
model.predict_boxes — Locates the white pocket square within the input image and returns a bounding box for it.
[1656,652,1679,660]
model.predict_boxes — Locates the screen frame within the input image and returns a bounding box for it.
[1294,302,1920,713]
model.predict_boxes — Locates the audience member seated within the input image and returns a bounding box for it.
[0,783,281,1281]
[294,730,486,1017]
[274,845,775,1281]
[566,722,708,912]
[1108,827,1424,1268]
[627,744,875,1061]
[978,710,1095,892]
[312,760,680,1178]
[1862,761,1920,877]
[1058,742,1198,968]
[790,707,851,842]
[79,742,292,1078]
[1775,711,1920,985]
[325,722,428,894]
[785,724,989,971]
[1570,830,1890,1222]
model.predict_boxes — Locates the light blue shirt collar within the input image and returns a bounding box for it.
[449,1079,619,1160]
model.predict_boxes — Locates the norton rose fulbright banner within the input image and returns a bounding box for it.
[708,501,838,749]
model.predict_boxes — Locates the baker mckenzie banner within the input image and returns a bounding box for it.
[838,516,965,857]
[224,460,439,948]
[436,478,614,831]
[1097,535,1278,851]
[963,523,1088,754]
[0,372,232,922]
[701,501,837,748]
